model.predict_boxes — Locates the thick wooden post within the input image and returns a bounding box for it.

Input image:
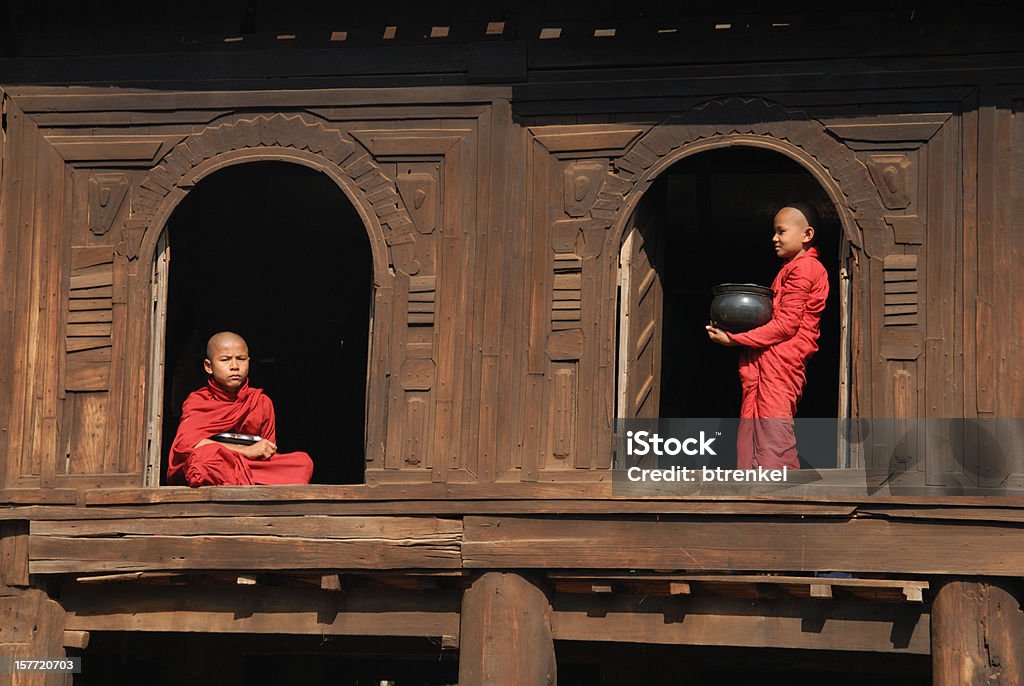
[0,589,68,686]
[458,572,556,686]
[932,578,1024,686]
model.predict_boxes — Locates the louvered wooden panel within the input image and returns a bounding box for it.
[551,255,583,331]
[407,274,436,325]
[66,246,115,391]
[883,254,919,326]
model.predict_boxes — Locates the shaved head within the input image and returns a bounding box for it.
[776,206,809,230]
[206,331,248,359]
[782,202,820,234]
[204,332,250,392]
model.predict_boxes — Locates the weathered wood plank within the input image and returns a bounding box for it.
[65,322,112,337]
[462,516,1024,575]
[82,482,614,505]
[487,100,522,480]
[71,481,1024,506]
[63,337,110,354]
[65,357,110,392]
[0,101,25,486]
[30,534,461,573]
[61,584,460,638]
[882,269,918,283]
[68,285,113,299]
[30,516,463,573]
[62,630,90,650]
[69,245,114,270]
[0,520,29,586]
[0,490,80,505]
[3,102,39,484]
[49,138,164,164]
[69,269,113,290]
[38,128,67,487]
[2,499,865,521]
[68,298,114,312]
[547,572,929,593]
[408,275,436,292]
[883,254,919,270]
[31,515,463,538]
[551,594,930,654]
[9,86,511,115]
[531,127,645,154]
[67,309,113,324]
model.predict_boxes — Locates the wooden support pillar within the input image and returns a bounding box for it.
[458,572,556,686]
[932,578,1024,686]
[0,588,68,686]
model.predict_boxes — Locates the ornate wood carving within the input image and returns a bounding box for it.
[87,173,128,236]
[552,218,604,259]
[127,114,417,274]
[563,162,606,218]
[607,98,886,257]
[349,127,472,480]
[400,359,437,392]
[866,154,914,210]
[397,173,438,235]
[551,365,577,460]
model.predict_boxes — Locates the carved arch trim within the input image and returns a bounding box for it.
[125,113,418,282]
[599,98,888,258]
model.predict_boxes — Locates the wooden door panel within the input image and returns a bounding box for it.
[617,196,664,420]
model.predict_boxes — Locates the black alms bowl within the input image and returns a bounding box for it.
[710,283,774,333]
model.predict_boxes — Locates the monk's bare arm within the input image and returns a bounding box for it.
[193,438,278,460]
[706,325,739,347]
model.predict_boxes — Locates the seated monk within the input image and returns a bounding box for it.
[167,331,314,487]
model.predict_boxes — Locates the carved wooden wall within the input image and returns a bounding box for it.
[824,109,961,475]
[0,84,1018,489]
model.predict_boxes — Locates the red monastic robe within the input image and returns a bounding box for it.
[729,247,829,470]
[168,380,314,487]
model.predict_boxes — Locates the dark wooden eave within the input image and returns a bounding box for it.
[2,6,1023,89]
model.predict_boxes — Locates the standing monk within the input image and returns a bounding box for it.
[706,203,829,470]
[167,331,314,487]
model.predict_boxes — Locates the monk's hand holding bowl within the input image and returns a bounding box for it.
[239,439,277,460]
[706,324,738,347]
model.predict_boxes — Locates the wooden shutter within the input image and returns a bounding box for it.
[616,197,664,419]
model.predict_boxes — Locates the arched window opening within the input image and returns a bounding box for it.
[152,162,373,485]
[617,147,845,465]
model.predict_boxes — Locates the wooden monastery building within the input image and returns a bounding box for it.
[1,2,1023,684]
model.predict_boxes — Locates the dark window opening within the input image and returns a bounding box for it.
[159,162,372,485]
[618,147,843,442]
